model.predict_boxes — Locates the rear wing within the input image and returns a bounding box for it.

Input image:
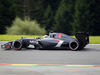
[75,32,89,49]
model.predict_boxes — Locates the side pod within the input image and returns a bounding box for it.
[75,32,89,49]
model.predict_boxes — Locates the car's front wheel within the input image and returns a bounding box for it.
[12,40,22,50]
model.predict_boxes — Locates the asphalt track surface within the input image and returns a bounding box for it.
[0,41,100,75]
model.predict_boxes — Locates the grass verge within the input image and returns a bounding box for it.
[0,35,41,41]
[0,35,100,44]
[89,36,100,44]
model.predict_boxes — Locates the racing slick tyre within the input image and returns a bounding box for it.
[12,40,22,50]
[69,41,79,51]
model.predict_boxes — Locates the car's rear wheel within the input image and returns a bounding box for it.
[69,41,79,51]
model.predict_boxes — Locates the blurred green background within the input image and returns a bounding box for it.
[0,0,100,35]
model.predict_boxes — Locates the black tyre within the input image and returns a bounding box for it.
[12,40,22,50]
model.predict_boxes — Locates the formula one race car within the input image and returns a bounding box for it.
[1,32,89,51]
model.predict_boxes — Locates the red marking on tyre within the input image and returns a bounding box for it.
[58,34,62,38]
[72,48,74,51]
[73,40,76,42]
[16,48,19,50]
